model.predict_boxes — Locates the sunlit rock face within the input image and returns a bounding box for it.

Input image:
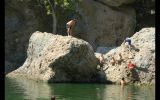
[7,31,98,83]
[99,28,155,84]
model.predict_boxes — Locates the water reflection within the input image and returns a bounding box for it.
[104,85,155,100]
[5,77,155,100]
[5,77,52,100]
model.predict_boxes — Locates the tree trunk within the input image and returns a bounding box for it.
[51,9,57,34]
[48,0,56,34]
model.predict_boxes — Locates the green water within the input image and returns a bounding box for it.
[5,77,155,100]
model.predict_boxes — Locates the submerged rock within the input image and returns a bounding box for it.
[7,31,98,82]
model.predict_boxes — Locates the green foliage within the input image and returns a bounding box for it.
[43,0,52,15]
[42,0,80,15]
[55,0,79,9]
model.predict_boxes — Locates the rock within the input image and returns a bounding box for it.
[5,0,155,74]
[5,61,17,74]
[6,31,98,82]
[96,46,116,54]
[5,0,52,74]
[96,0,135,7]
[76,0,136,49]
[95,46,116,60]
[101,28,155,84]
[134,0,155,31]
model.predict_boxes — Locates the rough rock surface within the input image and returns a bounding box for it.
[98,28,155,84]
[7,31,98,82]
[5,0,52,73]
[76,0,136,49]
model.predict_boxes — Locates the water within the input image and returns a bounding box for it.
[5,77,155,100]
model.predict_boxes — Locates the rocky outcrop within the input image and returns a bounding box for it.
[75,0,136,49]
[5,0,155,74]
[5,0,52,74]
[97,28,155,84]
[7,31,98,82]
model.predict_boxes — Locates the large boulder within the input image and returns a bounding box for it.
[99,28,155,84]
[6,31,98,82]
[75,0,136,49]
